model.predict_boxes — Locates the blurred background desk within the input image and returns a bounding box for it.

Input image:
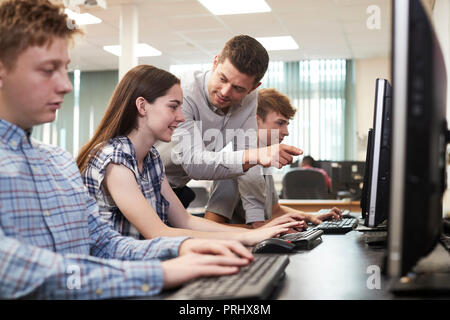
[278,199,361,213]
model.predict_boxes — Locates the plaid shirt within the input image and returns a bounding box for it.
[0,119,187,299]
[81,136,169,240]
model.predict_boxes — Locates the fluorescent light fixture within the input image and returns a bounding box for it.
[255,36,299,51]
[103,43,162,57]
[197,0,271,15]
[64,8,102,25]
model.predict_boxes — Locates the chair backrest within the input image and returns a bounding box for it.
[281,168,330,199]
[188,187,209,208]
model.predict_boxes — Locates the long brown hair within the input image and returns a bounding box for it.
[76,65,180,173]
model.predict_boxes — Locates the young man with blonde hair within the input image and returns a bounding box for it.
[205,88,342,228]
[0,0,253,299]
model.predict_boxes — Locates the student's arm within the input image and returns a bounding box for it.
[103,163,299,246]
[166,97,302,180]
[167,98,247,180]
[161,178,245,232]
[204,211,253,229]
[0,222,254,299]
[163,178,299,236]
[271,204,342,225]
[0,223,170,299]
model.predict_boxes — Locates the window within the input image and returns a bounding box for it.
[260,60,347,162]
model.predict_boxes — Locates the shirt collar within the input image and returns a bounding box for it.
[116,136,159,161]
[0,118,32,150]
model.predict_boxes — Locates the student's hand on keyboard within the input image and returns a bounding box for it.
[316,207,343,224]
[178,238,254,261]
[161,252,251,289]
[240,221,301,246]
[262,213,308,232]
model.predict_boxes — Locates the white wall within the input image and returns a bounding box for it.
[433,0,450,120]
[432,0,450,216]
[354,57,391,161]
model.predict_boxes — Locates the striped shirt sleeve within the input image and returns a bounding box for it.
[0,226,169,299]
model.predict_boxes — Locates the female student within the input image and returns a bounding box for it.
[77,65,301,245]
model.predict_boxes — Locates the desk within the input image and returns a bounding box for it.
[144,228,449,301]
[276,230,392,299]
[274,229,450,299]
[279,199,361,213]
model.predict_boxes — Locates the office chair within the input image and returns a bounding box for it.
[187,187,210,216]
[281,169,330,199]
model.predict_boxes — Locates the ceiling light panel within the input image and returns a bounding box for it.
[197,0,271,15]
[256,36,299,51]
[103,43,162,57]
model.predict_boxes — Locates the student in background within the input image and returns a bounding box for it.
[77,65,299,246]
[155,35,303,212]
[301,155,332,191]
[0,0,255,299]
[205,88,342,228]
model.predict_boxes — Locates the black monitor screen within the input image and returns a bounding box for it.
[361,129,374,220]
[330,161,365,199]
[361,79,392,228]
[387,0,448,278]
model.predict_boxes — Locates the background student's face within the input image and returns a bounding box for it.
[207,56,259,110]
[144,83,184,143]
[257,110,290,147]
[0,37,72,130]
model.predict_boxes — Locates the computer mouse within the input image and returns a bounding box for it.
[252,238,295,254]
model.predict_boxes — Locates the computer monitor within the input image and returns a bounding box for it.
[330,161,365,199]
[338,161,365,185]
[361,79,392,228]
[315,160,333,178]
[361,129,373,221]
[387,0,448,279]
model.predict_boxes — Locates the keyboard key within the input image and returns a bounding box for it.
[168,255,289,300]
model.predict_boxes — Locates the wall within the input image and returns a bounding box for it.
[354,57,391,161]
[432,0,450,215]
[32,70,118,156]
[433,0,450,122]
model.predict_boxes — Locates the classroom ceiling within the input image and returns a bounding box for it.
[68,0,394,71]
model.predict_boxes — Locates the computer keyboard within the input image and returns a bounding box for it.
[316,217,359,234]
[280,228,324,249]
[168,254,289,300]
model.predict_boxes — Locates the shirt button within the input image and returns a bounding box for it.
[95,288,103,296]
[141,284,150,292]
[32,167,38,173]
[44,210,50,216]
[11,140,17,147]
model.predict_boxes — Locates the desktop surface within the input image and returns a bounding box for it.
[277,229,450,299]
[277,230,391,299]
[140,216,449,300]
